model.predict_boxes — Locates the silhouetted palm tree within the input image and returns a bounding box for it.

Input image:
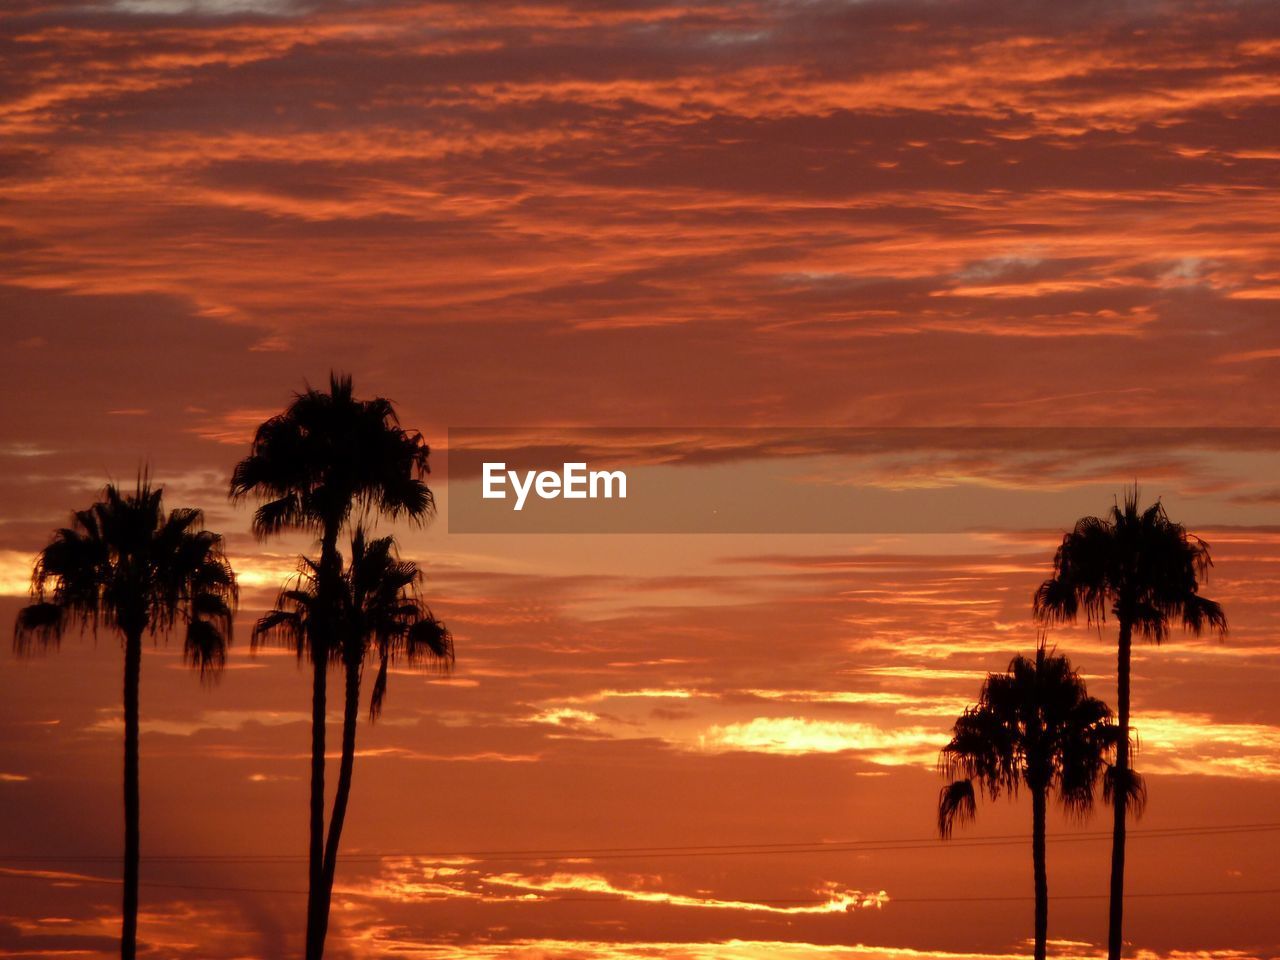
[229,374,432,960]
[1033,489,1225,960]
[938,646,1116,960]
[14,480,237,960]
[255,529,451,953]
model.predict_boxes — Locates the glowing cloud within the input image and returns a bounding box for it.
[483,872,888,915]
[699,717,940,765]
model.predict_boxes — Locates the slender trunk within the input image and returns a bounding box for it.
[305,519,341,960]
[1108,617,1133,960]
[303,645,328,960]
[315,660,361,959]
[1032,783,1048,960]
[121,629,142,960]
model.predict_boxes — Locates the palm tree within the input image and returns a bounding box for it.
[229,373,433,960]
[13,480,237,960]
[255,529,452,956]
[938,646,1116,960]
[1033,488,1225,960]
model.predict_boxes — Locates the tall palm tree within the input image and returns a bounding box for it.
[255,529,452,957]
[1033,489,1225,960]
[938,646,1116,960]
[13,480,237,960]
[229,373,433,960]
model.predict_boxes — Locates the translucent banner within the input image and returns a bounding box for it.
[445,427,1280,534]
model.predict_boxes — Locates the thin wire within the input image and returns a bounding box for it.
[1,821,1276,865]
[0,871,1277,904]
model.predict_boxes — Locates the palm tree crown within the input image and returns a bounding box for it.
[1032,489,1226,642]
[228,372,432,539]
[254,528,453,704]
[347,529,453,719]
[15,480,237,672]
[938,648,1116,836]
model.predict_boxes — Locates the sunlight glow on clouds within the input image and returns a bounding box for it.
[744,688,969,718]
[698,717,940,765]
[87,708,309,737]
[530,707,601,727]
[483,872,888,915]
[1136,711,1280,779]
[0,550,35,596]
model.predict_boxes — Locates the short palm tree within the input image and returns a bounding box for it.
[14,480,237,960]
[229,374,433,960]
[938,646,1116,960]
[255,529,451,954]
[1033,489,1225,960]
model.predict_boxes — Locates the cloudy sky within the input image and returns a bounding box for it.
[1,0,1279,957]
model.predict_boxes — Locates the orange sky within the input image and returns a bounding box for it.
[1,1,1279,958]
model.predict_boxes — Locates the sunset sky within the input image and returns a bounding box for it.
[2,0,1279,958]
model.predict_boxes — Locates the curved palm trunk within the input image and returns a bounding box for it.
[1032,784,1048,960]
[1108,619,1133,960]
[121,629,142,960]
[314,660,361,959]
[305,519,341,960]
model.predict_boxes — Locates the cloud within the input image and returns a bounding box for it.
[482,872,888,915]
[698,717,940,765]
[743,688,968,718]
[86,707,309,737]
[1136,711,1280,779]
[0,550,35,596]
[529,707,602,728]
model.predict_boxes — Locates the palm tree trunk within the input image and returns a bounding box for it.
[314,660,361,959]
[1108,617,1133,960]
[121,629,142,960]
[1032,783,1048,960]
[303,648,328,960]
[305,518,341,960]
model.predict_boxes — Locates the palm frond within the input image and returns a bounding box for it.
[253,495,308,539]
[1181,594,1227,637]
[1104,764,1148,818]
[938,779,977,839]
[13,602,64,652]
[185,618,228,681]
[406,614,453,668]
[369,653,390,721]
[253,608,307,657]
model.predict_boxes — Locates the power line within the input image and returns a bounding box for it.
[0,870,1277,905]
[892,888,1280,903]
[1,821,1277,865]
